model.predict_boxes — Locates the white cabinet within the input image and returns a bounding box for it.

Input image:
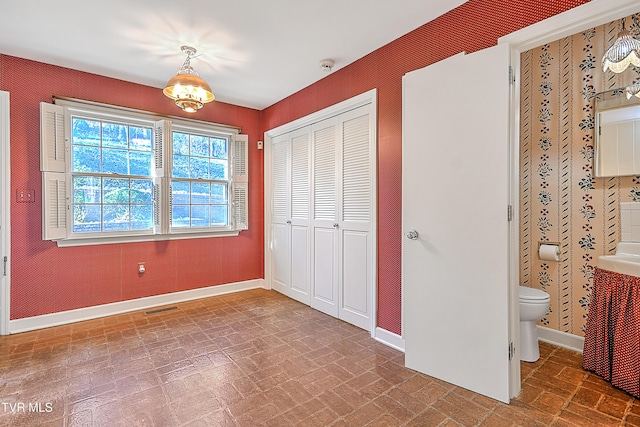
[266,93,376,332]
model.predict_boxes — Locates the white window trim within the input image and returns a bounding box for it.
[41,98,248,247]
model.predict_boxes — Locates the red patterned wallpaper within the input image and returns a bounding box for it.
[261,0,589,335]
[2,0,588,329]
[1,55,264,319]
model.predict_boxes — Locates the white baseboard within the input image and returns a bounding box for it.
[374,327,405,352]
[372,326,583,355]
[9,279,265,334]
[537,325,584,353]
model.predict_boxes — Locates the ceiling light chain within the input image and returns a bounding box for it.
[163,46,215,113]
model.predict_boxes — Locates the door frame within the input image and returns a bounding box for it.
[0,91,10,335]
[264,89,378,335]
[500,0,640,398]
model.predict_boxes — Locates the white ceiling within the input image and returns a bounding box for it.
[1,0,467,110]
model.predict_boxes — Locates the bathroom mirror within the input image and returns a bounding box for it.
[594,88,640,177]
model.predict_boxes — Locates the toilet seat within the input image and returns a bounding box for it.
[519,286,550,302]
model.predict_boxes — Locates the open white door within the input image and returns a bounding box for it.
[0,91,9,335]
[402,44,512,403]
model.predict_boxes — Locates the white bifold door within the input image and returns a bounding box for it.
[402,44,515,403]
[268,99,376,332]
[271,127,312,304]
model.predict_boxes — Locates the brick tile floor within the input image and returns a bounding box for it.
[0,289,638,426]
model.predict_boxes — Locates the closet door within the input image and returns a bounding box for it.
[270,132,291,298]
[310,117,340,317]
[338,108,373,330]
[270,128,311,304]
[289,128,311,302]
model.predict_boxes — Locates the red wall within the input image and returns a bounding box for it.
[1,0,589,328]
[1,55,264,319]
[261,0,589,335]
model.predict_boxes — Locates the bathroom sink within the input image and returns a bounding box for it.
[598,242,640,277]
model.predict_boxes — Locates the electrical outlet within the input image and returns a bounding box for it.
[16,189,35,203]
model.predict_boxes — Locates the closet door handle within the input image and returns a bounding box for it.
[286,220,292,224]
[333,223,339,228]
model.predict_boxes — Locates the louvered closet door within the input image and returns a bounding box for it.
[270,133,291,298]
[310,117,340,317]
[338,108,373,330]
[289,127,311,303]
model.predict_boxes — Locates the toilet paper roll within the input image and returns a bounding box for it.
[539,243,560,262]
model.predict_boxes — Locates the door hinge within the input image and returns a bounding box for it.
[508,342,515,361]
[3,256,6,276]
[509,66,515,85]
[507,205,513,222]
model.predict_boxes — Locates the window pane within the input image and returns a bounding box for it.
[211,138,227,159]
[191,205,210,227]
[129,126,152,151]
[131,205,153,230]
[131,179,153,204]
[191,182,210,204]
[190,135,209,157]
[102,122,128,148]
[211,205,228,226]
[172,155,189,178]
[210,159,227,180]
[73,204,101,233]
[72,118,100,146]
[211,183,227,204]
[102,148,129,175]
[103,178,130,204]
[172,205,190,228]
[104,205,130,231]
[173,132,189,155]
[168,131,231,230]
[190,157,209,179]
[73,146,100,173]
[171,181,190,204]
[130,151,152,176]
[73,176,101,204]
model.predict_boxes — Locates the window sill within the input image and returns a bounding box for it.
[53,230,241,247]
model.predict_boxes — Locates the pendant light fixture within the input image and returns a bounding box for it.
[602,22,640,74]
[163,46,215,113]
[626,83,640,99]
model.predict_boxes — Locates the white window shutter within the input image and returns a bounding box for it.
[153,177,170,235]
[154,119,171,177]
[42,172,68,240]
[233,134,249,230]
[40,102,66,172]
[233,134,248,183]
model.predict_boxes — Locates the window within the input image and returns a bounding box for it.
[40,100,248,246]
[170,129,229,229]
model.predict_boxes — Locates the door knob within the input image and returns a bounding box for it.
[286,220,292,224]
[333,223,339,228]
[406,230,419,240]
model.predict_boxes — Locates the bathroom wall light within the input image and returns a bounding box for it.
[163,46,215,113]
[602,24,640,73]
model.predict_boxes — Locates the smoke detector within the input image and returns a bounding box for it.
[319,59,335,72]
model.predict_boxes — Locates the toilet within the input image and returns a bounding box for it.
[519,286,550,362]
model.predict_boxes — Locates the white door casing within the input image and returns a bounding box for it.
[402,44,512,403]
